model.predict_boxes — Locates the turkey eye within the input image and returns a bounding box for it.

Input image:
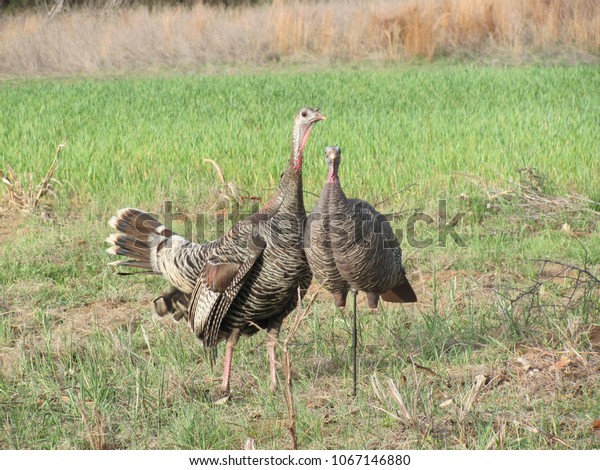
[301,111,307,117]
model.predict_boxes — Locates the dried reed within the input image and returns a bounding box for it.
[1,0,598,75]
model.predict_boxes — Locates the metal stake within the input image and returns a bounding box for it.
[352,290,358,397]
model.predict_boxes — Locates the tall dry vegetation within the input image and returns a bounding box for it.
[0,0,599,75]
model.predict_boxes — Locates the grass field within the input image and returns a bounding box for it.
[0,64,599,449]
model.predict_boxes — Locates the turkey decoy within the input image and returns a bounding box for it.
[304,145,416,395]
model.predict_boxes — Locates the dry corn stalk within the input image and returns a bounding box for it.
[1,144,64,213]
[204,158,261,213]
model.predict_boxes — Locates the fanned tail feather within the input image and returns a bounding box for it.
[108,208,198,321]
[106,208,171,274]
[108,208,173,239]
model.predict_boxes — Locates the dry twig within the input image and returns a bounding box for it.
[488,258,599,328]
[457,167,600,222]
[458,374,486,422]
[279,288,319,449]
[512,420,573,449]
[203,158,260,214]
[253,288,318,450]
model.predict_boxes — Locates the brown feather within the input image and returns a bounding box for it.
[110,238,150,261]
[381,279,417,303]
[111,259,153,270]
[114,209,173,238]
[205,262,241,293]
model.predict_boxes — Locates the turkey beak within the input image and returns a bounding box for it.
[314,112,326,123]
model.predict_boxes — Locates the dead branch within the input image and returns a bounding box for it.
[279,288,319,449]
[251,288,318,450]
[481,256,599,339]
[456,168,600,222]
[372,183,416,208]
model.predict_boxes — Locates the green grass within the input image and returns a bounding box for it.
[0,64,599,449]
[1,65,599,212]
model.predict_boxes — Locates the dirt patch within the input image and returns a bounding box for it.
[589,325,600,352]
[0,299,150,377]
[51,299,146,336]
[0,208,29,249]
[441,346,600,416]
[383,346,600,448]
[442,346,600,387]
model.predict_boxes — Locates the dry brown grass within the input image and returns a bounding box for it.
[1,144,63,215]
[0,0,598,75]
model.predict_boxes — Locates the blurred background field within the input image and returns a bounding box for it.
[0,0,599,76]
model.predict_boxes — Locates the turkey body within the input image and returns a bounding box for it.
[304,145,416,396]
[305,146,417,309]
[107,108,326,394]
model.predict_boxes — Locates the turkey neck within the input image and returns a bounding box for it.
[266,123,315,215]
[324,158,348,210]
[326,157,340,184]
[276,157,304,215]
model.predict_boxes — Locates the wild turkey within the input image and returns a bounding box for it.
[304,145,417,394]
[107,108,326,394]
